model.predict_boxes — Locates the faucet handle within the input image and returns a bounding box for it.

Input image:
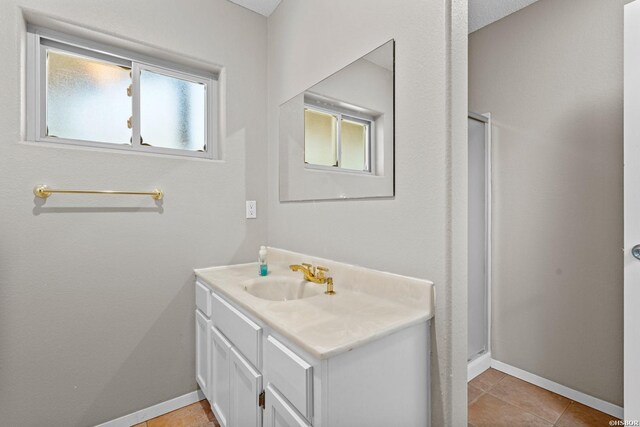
[316,266,328,278]
[325,277,336,295]
[302,263,313,269]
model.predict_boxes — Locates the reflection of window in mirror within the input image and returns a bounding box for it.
[279,39,393,201]
[304,108,338,167]
[304,104,372,173]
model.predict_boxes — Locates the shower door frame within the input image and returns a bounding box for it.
[625,0,640,417]
[467,112,492,379]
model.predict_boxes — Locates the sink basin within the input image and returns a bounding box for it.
[243,276,324,301]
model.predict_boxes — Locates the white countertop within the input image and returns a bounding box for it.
[194,248,435,360]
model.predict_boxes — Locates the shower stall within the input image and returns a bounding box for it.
[468,112,491,377]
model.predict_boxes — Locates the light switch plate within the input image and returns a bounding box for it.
[246,201,257,219]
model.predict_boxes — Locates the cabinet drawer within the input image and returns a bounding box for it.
[195,281,211,317]
[211,291,262,369]
[265,336,313,420]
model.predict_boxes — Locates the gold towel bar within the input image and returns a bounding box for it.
[33,185,163,200]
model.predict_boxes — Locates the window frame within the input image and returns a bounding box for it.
[303,102,374,174]
[26,26,218,159]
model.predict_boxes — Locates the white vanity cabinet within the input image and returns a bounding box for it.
[264,336,313,421]
[195,278,431,427]
[229,347,263,427]
[195,281,212,400]
[264,384,310,427]
[196,280,266,427]
[195,310,210,399]
[196,281,314,427]
[210,326,231,427]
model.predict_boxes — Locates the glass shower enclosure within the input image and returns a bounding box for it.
[468,112,490,362]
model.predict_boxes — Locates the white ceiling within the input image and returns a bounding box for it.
[469,0,540,33]
[227,0,281,16]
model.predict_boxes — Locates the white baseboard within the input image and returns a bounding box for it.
[468,352,492,381]
[489,359,623,419]
[94,389,206,427]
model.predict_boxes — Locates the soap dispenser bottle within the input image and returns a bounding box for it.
[259,246,268,276]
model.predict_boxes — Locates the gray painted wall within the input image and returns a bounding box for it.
[470,0,624,405]
[0,1,267,425]
[266,0,468,425]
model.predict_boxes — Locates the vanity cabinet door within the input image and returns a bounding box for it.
[264,385,311,427]
[210,326,231,427]
[229,347,262,427]
[195,310,210,400]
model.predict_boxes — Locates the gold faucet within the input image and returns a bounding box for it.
[289,263,336,295]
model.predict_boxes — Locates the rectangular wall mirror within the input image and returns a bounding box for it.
[279,40,395,201]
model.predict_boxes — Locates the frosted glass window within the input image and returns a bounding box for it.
[304,108,338,167]
[140,69,206,152]
[46,50,131,144]
[29,29,217,158]
[341,119,368,171]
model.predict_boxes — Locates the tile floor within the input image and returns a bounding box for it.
[132,400,220,427]
[469,368,620,427]
[131,370,619,427]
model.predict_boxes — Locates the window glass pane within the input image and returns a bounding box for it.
[340,119,368,171]
[140,69,206,152]
[304,108,337,167]
[46,49,131,144]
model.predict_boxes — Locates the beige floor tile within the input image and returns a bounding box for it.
[555,401,619,427]
[488,375,571,423]
[468,394,553,427]
[468,384,484,405]
[147,400,219,427]
[469,368,507,392]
